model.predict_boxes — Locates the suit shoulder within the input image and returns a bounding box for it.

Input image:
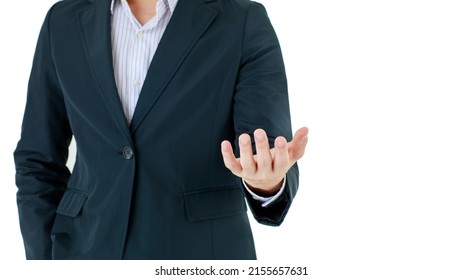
[221,0,258,8]
[214,0,265,14]
[208,0,270,25]
[48,0,92,21]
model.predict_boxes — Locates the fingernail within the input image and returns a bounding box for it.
[240,136,249,145]
[276,138,286,148]
[221,142,229,152]
[255,132,263,142]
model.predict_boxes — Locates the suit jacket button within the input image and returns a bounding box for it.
[123,146,134,160]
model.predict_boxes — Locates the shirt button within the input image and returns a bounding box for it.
[133,79,141,86]
[123,146,134,160]
[136,31,143,38]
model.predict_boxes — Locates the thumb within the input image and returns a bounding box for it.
[288,127,309,162]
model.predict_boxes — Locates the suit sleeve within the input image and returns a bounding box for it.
[234,2,299,226]
[13,6,72,260]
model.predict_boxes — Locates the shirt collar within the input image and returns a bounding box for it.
[110,0,178,15]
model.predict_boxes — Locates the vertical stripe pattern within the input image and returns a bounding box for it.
[111,0,178,123]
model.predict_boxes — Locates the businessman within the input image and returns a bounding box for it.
[14,0,308,259]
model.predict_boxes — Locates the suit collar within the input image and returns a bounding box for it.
[78,0,133,142]
[129,0,218,132]
[79,0,218,134]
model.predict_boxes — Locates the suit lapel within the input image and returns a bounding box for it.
[78,0,132,142]
[129,0,218,133]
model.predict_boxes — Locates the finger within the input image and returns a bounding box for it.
[238,133,256,174]
[273,136,290,173]
[288,127,309,162]
[294,127,309,142]
[221,140,242,175]
[254,129,272,172]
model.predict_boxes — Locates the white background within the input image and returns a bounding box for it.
[1,0,462,279]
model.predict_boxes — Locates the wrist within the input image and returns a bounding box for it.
[244,178,284,197]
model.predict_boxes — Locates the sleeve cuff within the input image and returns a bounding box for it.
[242,175,286,208]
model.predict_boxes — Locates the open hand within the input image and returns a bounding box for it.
[221,127,308,196]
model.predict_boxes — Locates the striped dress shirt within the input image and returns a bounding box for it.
[111,0,178,123]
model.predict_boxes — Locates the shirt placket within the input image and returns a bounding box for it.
[117,0,168,122]
[125,4,159,120]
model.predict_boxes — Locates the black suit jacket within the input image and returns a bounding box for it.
[14,0,299,259]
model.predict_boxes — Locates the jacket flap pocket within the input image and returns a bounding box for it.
[56,189,87,217]
[184,186,246,222]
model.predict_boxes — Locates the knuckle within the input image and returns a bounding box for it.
[275,158,289,169]
[257,155,271,166]
[241,162,255,171]
[223,160,233,169]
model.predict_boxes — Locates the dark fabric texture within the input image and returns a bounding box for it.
[14,0,299,260]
